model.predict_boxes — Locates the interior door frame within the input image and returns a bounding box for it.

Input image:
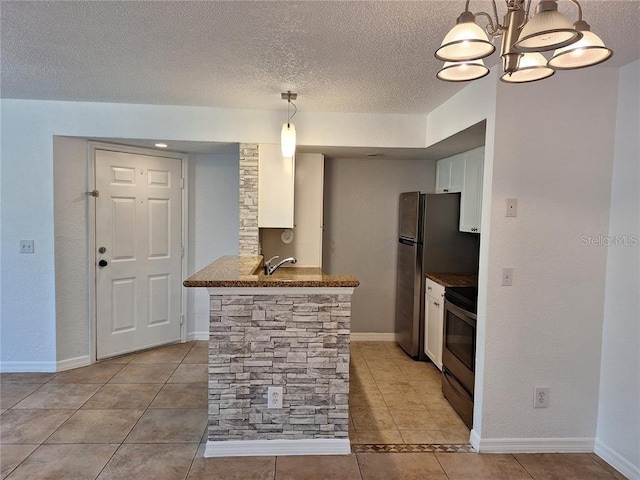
[87,141,189,363]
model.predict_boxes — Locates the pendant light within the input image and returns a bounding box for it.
[281,91,297,158]
[548,20,613,69]
[437,59,490,82]
[500,53,555,83]
[435,11,495,62]
[513,1,581,52]
[435,0,612,84]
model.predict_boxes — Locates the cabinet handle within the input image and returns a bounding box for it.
[427,286,432,291]
[443,189,449,192]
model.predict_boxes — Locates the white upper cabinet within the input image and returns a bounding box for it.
[258,144,295,228]
[435,155,465,193]
[459,149,484,234]
[435,147,484,234]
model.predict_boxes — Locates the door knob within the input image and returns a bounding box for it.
[98,259,108,268]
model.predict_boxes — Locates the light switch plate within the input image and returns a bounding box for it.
[502,268,513,286]
[506,198,518,217]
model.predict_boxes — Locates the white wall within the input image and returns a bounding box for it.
[322,157,435,333]
[0,100,427,370]
[476,67,619,448]
[187,153,240,339]
[595,60,640,479]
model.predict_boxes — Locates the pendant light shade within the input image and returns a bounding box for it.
[548,21,612,69]
[500,53,555,83]
[435,11,495,62]
[514,1,581,52]
[281,122,296,158]
[437,59,490,82]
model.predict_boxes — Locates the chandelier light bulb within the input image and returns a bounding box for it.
[281,122,296,158]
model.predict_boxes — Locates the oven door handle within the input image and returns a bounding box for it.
[443,369,473,401]
[445,300,477,324]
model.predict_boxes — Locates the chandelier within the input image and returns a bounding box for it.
[281,91,297,158]
[435,0,613,83]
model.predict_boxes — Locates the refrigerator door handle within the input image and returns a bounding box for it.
[399,238,415,246]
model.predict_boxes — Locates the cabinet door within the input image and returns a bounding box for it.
[435,158,451,193]
[435,156,464,194]
[424,294,444,370]
[293,153,324,266]
[459,152,484,233]
[258,144,295,228]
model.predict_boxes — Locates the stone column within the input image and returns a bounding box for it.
[239,143,259,255]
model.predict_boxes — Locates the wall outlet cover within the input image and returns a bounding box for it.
[268,386,283,409]
[534,387,549,408]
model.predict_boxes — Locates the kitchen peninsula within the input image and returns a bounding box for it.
[184,255,359,457]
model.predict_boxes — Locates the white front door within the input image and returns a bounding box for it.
[95,149,183,359]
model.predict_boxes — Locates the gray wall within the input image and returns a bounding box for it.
[322,157,435,333]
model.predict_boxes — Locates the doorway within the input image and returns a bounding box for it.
[90,144,186,360]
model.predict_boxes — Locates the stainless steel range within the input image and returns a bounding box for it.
[442,286,477,429]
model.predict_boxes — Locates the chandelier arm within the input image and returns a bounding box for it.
[474,11,499,36]
[565,0,583,22]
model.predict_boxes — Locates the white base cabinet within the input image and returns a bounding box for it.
[424,278,445,370]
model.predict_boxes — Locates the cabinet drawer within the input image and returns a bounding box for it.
[425,278,445,299]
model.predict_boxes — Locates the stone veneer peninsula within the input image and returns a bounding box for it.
[184,255,359,457]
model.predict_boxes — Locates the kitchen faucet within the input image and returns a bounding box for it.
[264,256,297,275]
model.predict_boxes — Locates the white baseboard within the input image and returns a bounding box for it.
[350,333,396,342]
[473,435,595,454]
[57,355,91,372]
[0,361,57,373]
[187,331,209,341]
[205,438,351,457]
[595,438,640,480]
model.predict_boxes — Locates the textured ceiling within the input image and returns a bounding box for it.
[2,1,639,116]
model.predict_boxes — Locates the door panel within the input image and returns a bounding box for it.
[95,149,182,359]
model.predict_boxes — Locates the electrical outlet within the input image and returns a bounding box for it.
[502,267,514,286]
[20,240,34,254]
[534,387,549,408]
[267,386,283,409]
[506,198,518,217]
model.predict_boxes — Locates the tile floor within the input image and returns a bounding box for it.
[0,340,626,479]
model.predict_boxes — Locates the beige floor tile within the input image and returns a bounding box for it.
[441,425,471,443]
[130,346,190,364]
[50,362,124,383]
[437,453,533,479]
[358,452,448,480]
[46,409,143,444]
[398,363,435,381]
[381,392,427,411]
[182,348,208,364]
[0,373,57,384]
[82,383,163,409]
[514,453,618,480]
[11,383,101,409]
[0,383,40,409]
[168,364,207,383]
[349,393,388,411]
[375,380,416,395]
[98,443,198,480]
[188,455,275,480]
[408,376,442,394]
[125,408,207,443]
[349,379,379,395]
[390,410,437,430]
[431,410,469,430]
[150,383,207,409]
[275,454,361,480]
[351,409,396,431]
[6,443,117,480]
[0,444,38,479]
[370,368,407,383]
[353,428,404,444]
[0,409,74,444]
[192,340,208,348]
[98,353,136,364]
[399,429,448,444]
[109,363,177,384]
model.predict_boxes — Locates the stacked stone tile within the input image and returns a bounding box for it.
[238,143,259,255]
[208,293,351,441]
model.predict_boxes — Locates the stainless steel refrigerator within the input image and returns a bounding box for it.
[395,192,479,359]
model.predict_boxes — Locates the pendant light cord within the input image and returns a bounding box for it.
[287,98,297,127]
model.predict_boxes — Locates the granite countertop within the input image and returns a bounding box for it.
[183,255,359,288]
[425,272,477,287]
